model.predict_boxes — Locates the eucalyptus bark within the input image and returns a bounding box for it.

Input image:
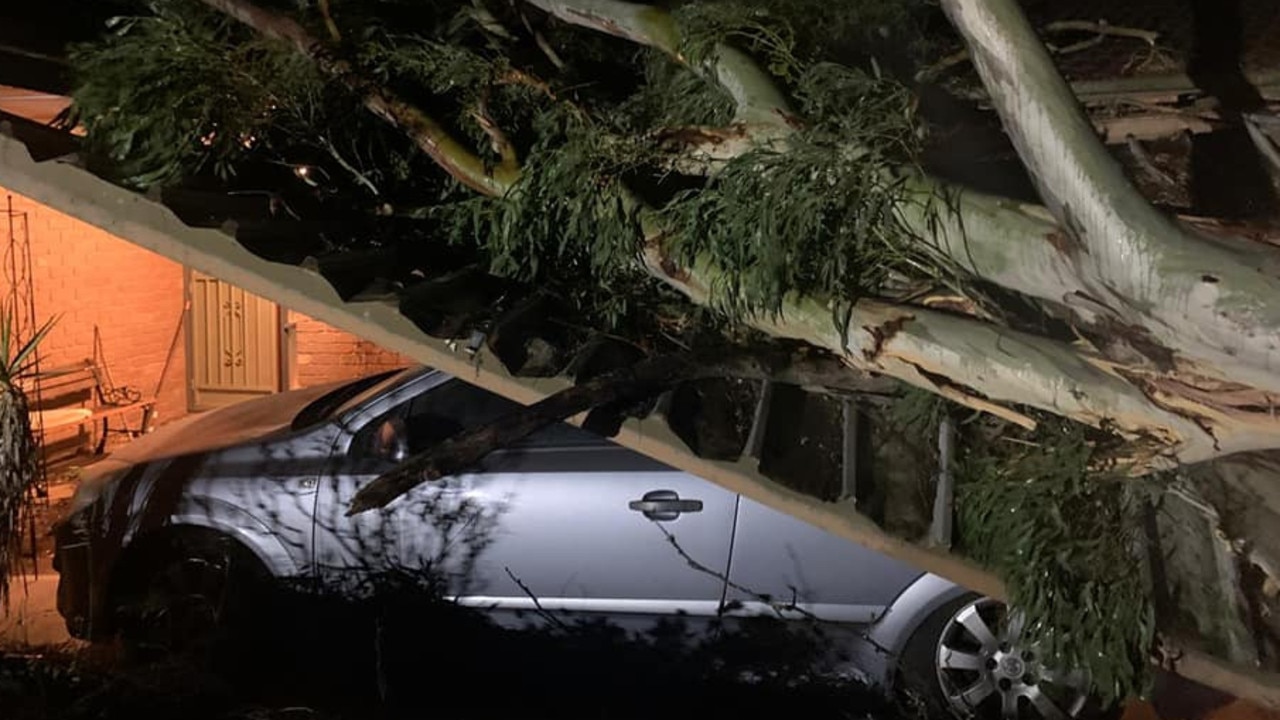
[940,0,1280,397]
[524,0,1280,464]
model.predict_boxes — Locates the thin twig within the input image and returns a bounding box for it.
[518,9,566,70]
[915,48,970,82]
[651,523,895,655]
[373,614,389,702]
[1243,113,1280,179]
[320,136,380,196]
[504,566,568,630]
[471,90,518,170]
[1046,35,1105,56]
[496,68,557,100]
[1124,134,1177,188]
[1042,20,1160,46]
[917,19,1158,82]
[0,43,68,65]
[226,190,302,220]
[651,522,818,622]
[317,0,341,42]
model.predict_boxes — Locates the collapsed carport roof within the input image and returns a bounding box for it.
[3,112,1280,709]
[0,111,983,581]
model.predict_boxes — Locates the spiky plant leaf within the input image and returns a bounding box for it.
[0,307,51,610]
[0,383,37,610]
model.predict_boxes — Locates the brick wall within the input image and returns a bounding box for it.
[0,185,414,462]
[1,186,188,453]
[289,311,414,388]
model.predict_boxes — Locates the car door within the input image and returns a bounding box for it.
[723,496,923,623]
[316,376,739,636]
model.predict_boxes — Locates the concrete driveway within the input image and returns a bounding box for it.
[0,573,72,647]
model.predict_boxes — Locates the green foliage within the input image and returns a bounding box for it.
[887,385,948,440]
[67,1,326,186]
[673,2,803,81]
[0,305,53,609]
[433,109,652,326]
[609,52,736,133]
[954,418,1155,703]
[662,62,927,321]
[0,309,55,385]
[357,32,496,99]
[673,0,928,68]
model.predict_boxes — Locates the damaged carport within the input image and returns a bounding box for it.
[3,114,1279,709]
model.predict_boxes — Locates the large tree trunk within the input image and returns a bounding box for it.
[940,0,1280,397]
[523,0,1280,466]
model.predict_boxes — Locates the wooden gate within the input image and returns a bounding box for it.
[187,270,281,409]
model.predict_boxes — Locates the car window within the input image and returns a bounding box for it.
[292,369,405,430]
[350,378,606,461]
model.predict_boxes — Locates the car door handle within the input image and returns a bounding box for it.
[629,490,702,521]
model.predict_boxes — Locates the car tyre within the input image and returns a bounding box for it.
[898,594,1112,720]
[112,530,268,663]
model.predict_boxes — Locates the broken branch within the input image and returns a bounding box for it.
[199,0,514,196]
[317,0,341,42]
[349,354,697,513]
[471,90,519,171]
[1042,20,1160,46]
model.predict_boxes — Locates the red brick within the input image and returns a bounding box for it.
[3,185,410,446]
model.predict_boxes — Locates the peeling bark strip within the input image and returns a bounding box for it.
[349,354,697,513]
[525,0,682,56]
[1044,229,1083,258]
[860,314,912,362]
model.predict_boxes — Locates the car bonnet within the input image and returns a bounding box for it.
[93,381,346,475]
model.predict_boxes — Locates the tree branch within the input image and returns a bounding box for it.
[348,345,898,514]
[538,0,1280,412]
[940,0,1280,396]
[319,136,379,196]
[470,90,518,171]
[517,0,1280,463]
[522,0,795,134]
[349,354,697,513]
[199,0,515,196]
[520,1,1113,326]
[317,0,342,42]
[1042,20,1160,46]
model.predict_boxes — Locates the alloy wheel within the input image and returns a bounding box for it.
[934,597,1090,720]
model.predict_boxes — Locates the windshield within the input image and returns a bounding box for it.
[290,369,406,430]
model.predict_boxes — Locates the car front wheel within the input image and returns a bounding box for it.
[112,531,267,661]
[899,595,1098,720]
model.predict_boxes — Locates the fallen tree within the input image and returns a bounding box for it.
[49,0,1280,703]
[177,0,1280,469]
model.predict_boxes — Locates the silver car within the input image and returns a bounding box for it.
[54,366,1092,719]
